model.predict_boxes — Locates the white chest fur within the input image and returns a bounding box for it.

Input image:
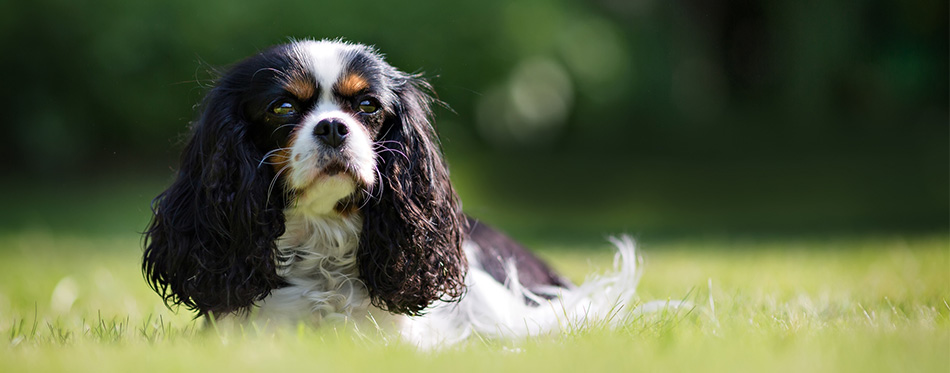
[256,209,386,326]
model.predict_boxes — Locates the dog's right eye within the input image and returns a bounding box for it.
[269,100,298,117]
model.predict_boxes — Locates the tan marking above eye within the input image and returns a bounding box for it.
[337,73,370,97]
[282,77,315,101]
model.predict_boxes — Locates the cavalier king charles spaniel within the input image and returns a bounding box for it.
[143,39,643,347]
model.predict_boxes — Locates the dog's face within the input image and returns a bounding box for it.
[144,40,466,317]
[238,41,402,214]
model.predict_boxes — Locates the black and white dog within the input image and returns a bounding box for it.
[143,39,641,346]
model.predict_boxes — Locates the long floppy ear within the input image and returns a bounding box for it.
[143,86,287,317]
[357,74,467,316]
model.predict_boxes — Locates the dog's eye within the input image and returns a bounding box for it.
[357,98,380,114]
[270,100,298,117]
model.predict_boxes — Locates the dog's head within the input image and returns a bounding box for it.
[143,40,465,317]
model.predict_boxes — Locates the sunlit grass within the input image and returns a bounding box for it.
[0,230,946,372]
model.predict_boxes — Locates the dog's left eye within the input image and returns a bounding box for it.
[269,100,298,117]
[357,98,380,114]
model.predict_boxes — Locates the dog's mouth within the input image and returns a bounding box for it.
[314,158,369,189]
[322,160,348,177]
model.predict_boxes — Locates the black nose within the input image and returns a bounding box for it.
[313,118,349,148]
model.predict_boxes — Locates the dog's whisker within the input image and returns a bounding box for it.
[266,163,291,205]
[370,165,384,200]
[372,140,404,147]
[259,147,293,168]
[374,146,410,162]
[271,123,299,136]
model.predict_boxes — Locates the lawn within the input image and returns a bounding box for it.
[0,229,946,372]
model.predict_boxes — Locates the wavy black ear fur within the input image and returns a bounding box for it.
[143,78,287,317]
[358,73,467,316]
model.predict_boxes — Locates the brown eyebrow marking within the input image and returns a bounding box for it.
[336,73,369,97]
[281,74,316,101]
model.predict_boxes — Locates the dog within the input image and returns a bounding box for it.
[143,39,642,347]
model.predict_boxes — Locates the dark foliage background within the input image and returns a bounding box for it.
[0,0,946,242]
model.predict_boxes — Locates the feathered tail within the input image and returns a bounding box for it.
[400,235,648,347]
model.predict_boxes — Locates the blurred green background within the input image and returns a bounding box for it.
[0,0,946,244]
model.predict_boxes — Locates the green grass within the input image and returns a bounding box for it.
[0,230,946,372]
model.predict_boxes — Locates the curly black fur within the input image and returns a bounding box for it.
[357,74,467,316]
[142,56,289,316]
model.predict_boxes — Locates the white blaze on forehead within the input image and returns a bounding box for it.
[292,40,352,102]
